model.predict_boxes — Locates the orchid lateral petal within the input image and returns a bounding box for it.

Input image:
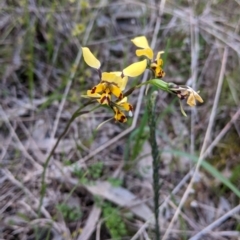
[86,91,101,98]
[109,84,123,99]
[123,59,147,77]
[82,47,101,69]
[117,96,127,104]
[131,36,150,49]
[120,102,133,111]
[89,83,105,94]
[136,48,153,60]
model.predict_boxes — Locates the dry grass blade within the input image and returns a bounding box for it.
[77,205,101,240]
[190,204,240,240]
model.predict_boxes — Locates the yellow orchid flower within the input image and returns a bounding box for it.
[112,97,133,123]
[169,84,204,107]
[82,47,147,106]
[86,72,126,105]
[82,47,127,104]
[131,36,165,78]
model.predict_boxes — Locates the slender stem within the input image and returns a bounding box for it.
[37,100,95,216]
[147,91,160,240]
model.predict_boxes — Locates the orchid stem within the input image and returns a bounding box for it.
[37,100,95,217]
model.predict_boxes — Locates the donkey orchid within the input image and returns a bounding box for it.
[131,36,165,78]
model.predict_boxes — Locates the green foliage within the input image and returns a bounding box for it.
[167,150,240,198]
[102,203,127,240]
[107,177,123,187]
[73,167,88,184]
[125,109,149,162]
[73,162,104,183]
[88,162,104,179]
[56,203,82,222]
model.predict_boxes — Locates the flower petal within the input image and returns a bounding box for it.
[136,48,153,59]
[111,72,128,91]
[156,51,164,60]
[102,72,128,91]
[82,47,101,69]
[194,92,204,103]
[187,93,196,107]
[113,107,127,123]
[89,83,105,94]
[86,91,101,98]
[102,72,117,81]
[119,102,133,111]
[100,89,111,105]
[131,36,150,49]
[109,84,123,99]
[123,59,147,77]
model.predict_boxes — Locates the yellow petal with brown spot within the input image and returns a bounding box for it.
[109,84,123,99]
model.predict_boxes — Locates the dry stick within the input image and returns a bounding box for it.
[189,8,200,157]
[189,204,240,240]
[1,169,68,234]
[0,105,42,170]
[162,47,229,240]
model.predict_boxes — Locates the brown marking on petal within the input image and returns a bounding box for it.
[119,115,127,123]
[91,86,97,94]
[121,72,124,78]
[107,96,110,104]
[158,70,165,78]
[129,105,133,111]
[151,66,156,71]
[100,95,106,104]
[119,93,123,99]
[177,93,187,100]
[110,82,118,87]
[100,95,111,105]
[156,70,165,78]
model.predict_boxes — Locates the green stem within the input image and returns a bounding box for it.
[37,100,95,217]
[147,91,160,240]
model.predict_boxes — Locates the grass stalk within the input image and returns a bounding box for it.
[147,91,160,240]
